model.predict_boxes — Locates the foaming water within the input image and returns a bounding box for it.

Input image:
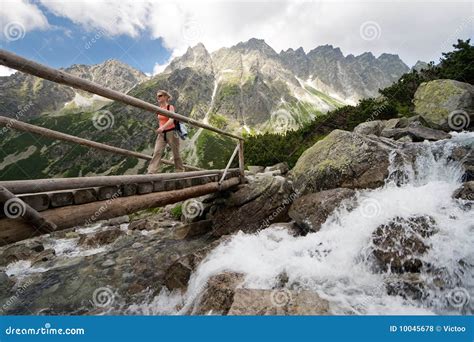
[143,132,473,315]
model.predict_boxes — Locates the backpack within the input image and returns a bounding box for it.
[163,104,188,140]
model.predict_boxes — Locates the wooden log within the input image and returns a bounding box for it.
[121,184,137,197]
[0,177,240,245]
[96,186,121,200]
[0,169,237,194]
[239,140,245,182]
[73,188,98,205]
[137,183,153,194]
[50,191,74,208]
[0,116,200,172]
[0,186,56,234]
[18,193,50,212]
[0,50,243,141]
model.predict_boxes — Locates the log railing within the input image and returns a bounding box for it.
[0,49,246,244]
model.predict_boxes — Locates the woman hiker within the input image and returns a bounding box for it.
[147,90,185,174]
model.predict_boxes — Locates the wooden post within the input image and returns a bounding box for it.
[0,49,243,141]
[0,116,201,171]
[0,177,240,245]
[219,143,240,184]
[0,186,56,234]
[0,169,239,194]
[238,139,245,182]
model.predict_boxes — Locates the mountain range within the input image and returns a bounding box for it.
[0,38,411,179]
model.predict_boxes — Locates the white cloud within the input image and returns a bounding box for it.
[24,0,474,66]
[0,65,16,76]
[0,0,49,40]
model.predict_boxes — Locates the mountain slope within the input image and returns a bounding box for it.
[0,59,147,120]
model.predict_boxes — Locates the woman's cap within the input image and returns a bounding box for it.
[157,90,172,101]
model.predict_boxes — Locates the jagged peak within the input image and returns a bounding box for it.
[377,53,403,61]
[188,42,209,54]
[233,38,278,56]
[280,46,306,56]
[308,44,344,58]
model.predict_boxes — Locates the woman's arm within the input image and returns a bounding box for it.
[160,118,175,131]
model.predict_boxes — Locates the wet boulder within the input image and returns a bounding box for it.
[228,289,330,315]
[453,181,474,201]
[208,174,294,236]
[372,216,437,273]
[190,272,245,315]
[289,188,356,233]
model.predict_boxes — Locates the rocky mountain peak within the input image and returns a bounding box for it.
[412,60,430,72]
[165,43,214,75]
[234,38,278,57]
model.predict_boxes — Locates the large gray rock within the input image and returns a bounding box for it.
[164,237,230,291]
[209,174,294,236]
[290,129,399,194]
[191,272,245,315]
[380,125,451,142]
[190,273,330,315]
[228,289,330,315]
[289,188,356,233]
[264,162,289,175]
[453,181,474,201]
[414,79,474,131]
[372,216,437,273]
[353,120,385,135]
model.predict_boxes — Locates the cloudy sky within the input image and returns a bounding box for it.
[0,0,473,76]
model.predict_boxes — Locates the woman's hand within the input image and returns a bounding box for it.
[156,127,163,134]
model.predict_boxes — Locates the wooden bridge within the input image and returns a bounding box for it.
[0,50,245,246]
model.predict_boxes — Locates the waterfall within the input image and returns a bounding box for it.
[134,132,473,315]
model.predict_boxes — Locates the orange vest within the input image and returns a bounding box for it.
[157,104,175,130]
